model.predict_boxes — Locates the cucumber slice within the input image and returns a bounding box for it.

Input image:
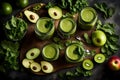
[94,53,105,63]
[82,59,94,70]
[42,43,59,61]
[26,48,40,59]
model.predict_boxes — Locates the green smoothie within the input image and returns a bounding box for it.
[58,17,76,38]
[65,43,83,63]
[35,17,55,40]
[42,43,59,61]
[78,7,98,30]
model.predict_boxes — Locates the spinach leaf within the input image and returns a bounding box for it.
[83,33,92,44]
[4,16,28,41]
[94,2,115,19]
[96,21,120,57]
[0,40,20,73]
[59,0,88,14]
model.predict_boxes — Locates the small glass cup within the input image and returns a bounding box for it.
[35,17,55,40]
[58,17,77,39]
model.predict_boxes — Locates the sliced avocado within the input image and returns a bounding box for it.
[26,48,40,60]
[48,6,62,19]
[30,62,41,72]
[24,10,39,23]
[41,61,54,73]
[22,58,34,68]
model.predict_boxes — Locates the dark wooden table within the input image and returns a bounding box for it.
[0,0,120,80]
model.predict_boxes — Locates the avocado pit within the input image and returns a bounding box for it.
[30,14,35,20]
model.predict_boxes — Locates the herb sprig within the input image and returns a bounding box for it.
[94,2,115,19]
[0,40,20,73]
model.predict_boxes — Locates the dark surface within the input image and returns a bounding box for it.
[0,0,120,80]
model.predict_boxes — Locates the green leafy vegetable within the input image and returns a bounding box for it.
[96,21,119,57]
[58,67,92,79]
[83,33,92,44]
[45,2,55,9]
[45,20,53,28]
[94,2,115,19]
[59,0,88,14]
[0,40,20,73]
[4,16,28,41]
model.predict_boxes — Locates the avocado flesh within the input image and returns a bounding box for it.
[24,10,39,23]
[41,61,54,73]
[26,48,40,60]
[48,6,62,19]
[22,58,34,68]
[30,62,41,72]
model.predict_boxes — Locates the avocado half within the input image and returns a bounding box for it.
[24,10,39,23]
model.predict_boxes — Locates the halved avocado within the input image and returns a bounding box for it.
[22,58,34,68]
[48,6,62,19]
[30,62,41,72]
[42,43,59,61]
[41,61,54,73]
[26,48,40,60]
[24,10,39,23]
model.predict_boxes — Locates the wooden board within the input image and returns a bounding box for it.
[17,3,100,75]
